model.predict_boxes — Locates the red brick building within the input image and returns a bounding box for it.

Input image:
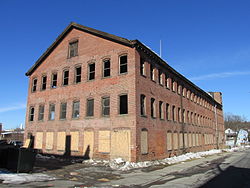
[24,22,224,162]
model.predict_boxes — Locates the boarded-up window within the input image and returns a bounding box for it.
[103,59,111,77]
[119,55,128,74]
[196,133,199,146]
[70,132,79,151]
[159,71,163,85]
[102,97,110,116]
[184,133,188,147]
[87,99,94,117]
[119,95,128,114]
[192,133,196,146]
[150,64,155,81]
[140,58,146,76]
[88,63,95,80]
[75,66,82,83]
[179,133,183,148]
[57,132,66,151]
[141,129,148,154]
[35,132,43,149]
[98,130,110,153]
[173,132,178,150]
[45,132,54,150]
[172,106,176,121]
[188,133,192,147]
[178,108,182,122]
[167,132,172,150]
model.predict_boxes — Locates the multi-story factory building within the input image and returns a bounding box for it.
[24,22,224,162]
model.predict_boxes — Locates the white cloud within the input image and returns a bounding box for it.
[189,71,250,81]
[0,103,26,113]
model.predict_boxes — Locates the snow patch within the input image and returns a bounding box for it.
[0,173,55,184]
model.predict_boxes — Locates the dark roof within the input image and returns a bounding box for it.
[25,22,222,107]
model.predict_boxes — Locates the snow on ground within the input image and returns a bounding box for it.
[0,172,55,184]
[83,145,250,171]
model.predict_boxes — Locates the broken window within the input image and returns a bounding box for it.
[51,73,57,88]
[68,40,78,58]
[140,94,146,116]
[102,97,110,116]
[166,103,170,120]
[140,58,146,76]
[88,63,95,80]
[41,75,47,90]
[86,99,94,117]
[75,67,81,84]
[159,101,164,119]
[63,70,69,86]
[49,104,55,120]
[32,78,37,92]
[103,59,111,77]
[60,102,67,119]
[29,107,35,121]
[151,98,156,118]
[72,101,80,119]
[38,105,45,121]
[119,55,128,74]
[119,94,128,114]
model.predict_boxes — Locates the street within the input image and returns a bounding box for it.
[1,148,250,188]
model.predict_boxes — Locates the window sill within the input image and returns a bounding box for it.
[141,153,148,155]
[59,118,67,121]
[102,76,111,79]
[119,72,128,76]
[85,116,94,119]
[72,117,80,120]
[67,55,79,59]
[48,119,55,121]
[101,115,110,118]
[151,117,156,119]
[140,115,147,118]
[141,74,147,78]
[118,114,129,117]
[160,118,165,121]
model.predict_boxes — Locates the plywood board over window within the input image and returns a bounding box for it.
[111,129,131,161]
[167,132,172,150]
[57,132,66,151]
[70,132,79,151]
[184,133,188,148]
[98,130,110,153]
[192,133,196,147]
[46,132,54,150]
[83,131,94,159]
[179,133,183,149]
[173,132,178,150]
[188,133,192,147]
[141,129,148,154]
[35,132,43,149]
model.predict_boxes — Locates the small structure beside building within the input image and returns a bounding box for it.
[225,128,237,147]
[236,129,248,146]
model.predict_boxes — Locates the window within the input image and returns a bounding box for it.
[72,101,80,118]
[159,101,164,119]
[51,73,57,88]
[182,87,186,97]
[187,90,190,99]
[140,58,146,76]
[172,105,176,121]
[172,80,176,92]
[150,65,155,81]
[75,67,81,83]
[183,109,186,123]
[119,55,128,74]
[63,70,69,86]
[178,85,182,95]
[38,105,45,121]
[159,71,163,85]
[41,76,47,90]
[167,132,172,150]
[151,98,156,118]
[86,99,94,117]
[119,94,128,114]
[32,78,37,92]
[178,107,182,122]
[88,63,95,80]
[141,129,148,154]
[102,97,110,116]
[49,104,55,120]
[103,59,111,77]
[165,74,170,89]
[187,111,190,124]
[166,103,170,120]
[140,94,146,116]
[68,40,78,58]
[60,102,67,119]
[29,107,35,121]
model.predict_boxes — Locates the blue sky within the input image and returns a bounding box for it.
[0,0,250,130]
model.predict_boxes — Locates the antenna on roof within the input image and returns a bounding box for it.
[160,40,162,58]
